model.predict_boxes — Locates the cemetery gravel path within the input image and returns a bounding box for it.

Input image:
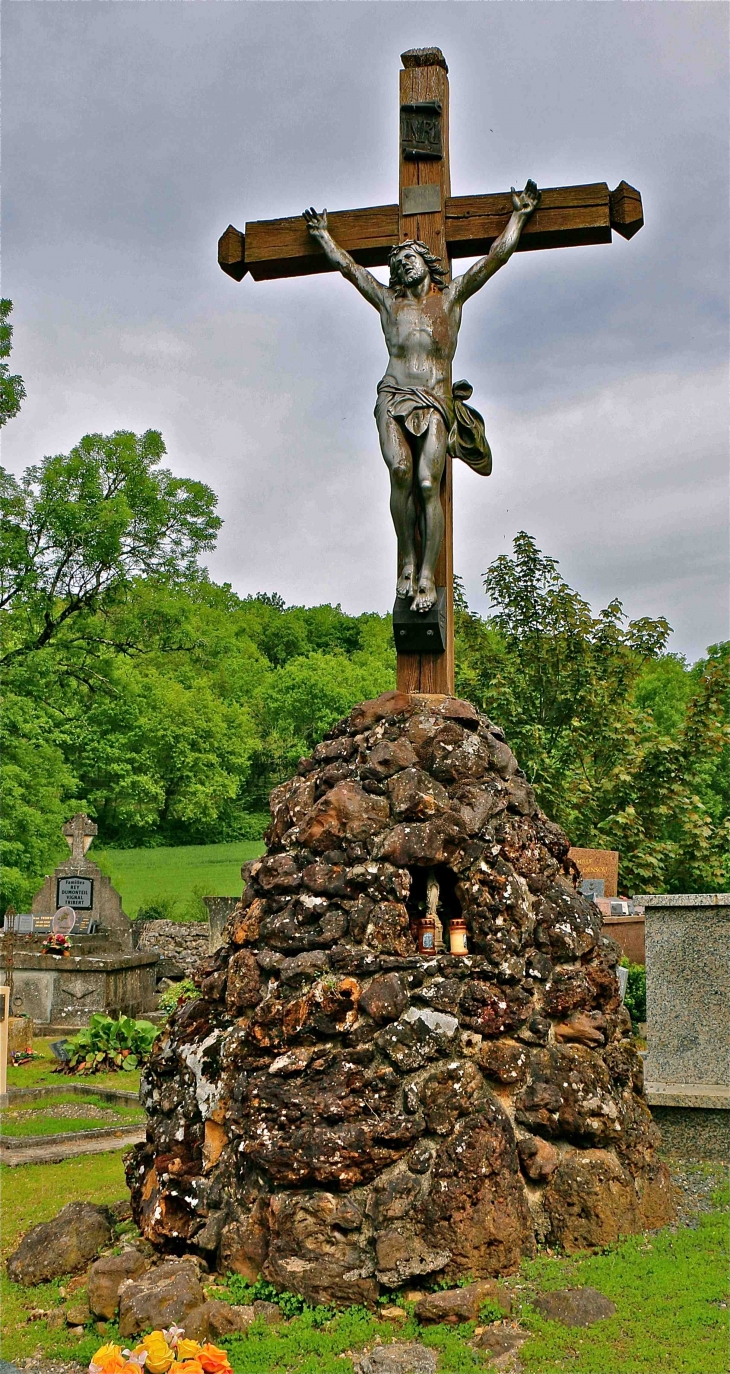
[1,1126,145,1167]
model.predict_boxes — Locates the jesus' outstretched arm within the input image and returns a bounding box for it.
[449,180,541,305]
[303,208,387,311]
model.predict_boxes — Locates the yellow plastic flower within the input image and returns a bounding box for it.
[174,1340,202,1361]
[141,1330,175,1374]
[90,1344,123,1369]
[198,1345,233,1374]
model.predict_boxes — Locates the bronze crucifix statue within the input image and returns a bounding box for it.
[218,47,643,695]
[303,183,539,613]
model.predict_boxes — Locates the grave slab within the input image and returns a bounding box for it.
[638,892,730,1160]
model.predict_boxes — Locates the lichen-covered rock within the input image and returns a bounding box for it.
[117,1257,206,1337]
[127,692,672,1304]
[6,1202,113,1286]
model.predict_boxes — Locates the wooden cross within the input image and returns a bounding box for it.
[62,813,97,863]
[218,47,643,696]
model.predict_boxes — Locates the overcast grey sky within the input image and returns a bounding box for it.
[3,0,728,661]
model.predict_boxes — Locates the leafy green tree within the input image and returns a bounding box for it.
[0,300,25,427]
[0,692,81,909]
[455,532,729,894]
[0,429,221,663]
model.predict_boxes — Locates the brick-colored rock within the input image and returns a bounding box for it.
[387,767,451,821]
[543,1150,640,1251]
[517,1134,560,1182]
[298,782,390,851]
[226,948,262,1012]
[87,1249,151,1319]
[360,972,409,1024]
[415,1279,511,1323]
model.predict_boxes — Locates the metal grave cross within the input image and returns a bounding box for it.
[218,47,643,696]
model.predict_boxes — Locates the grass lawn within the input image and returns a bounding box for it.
[1,1149,727,1373]
[7,1037,143,1093]
[1,1091,145,1137]
[94,839,265,918]
[0,1151,130,1366]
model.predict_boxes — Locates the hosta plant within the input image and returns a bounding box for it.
[56,1013,158,1074]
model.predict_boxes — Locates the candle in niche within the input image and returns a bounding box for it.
[449,917,468,956]
[418,916,436,954]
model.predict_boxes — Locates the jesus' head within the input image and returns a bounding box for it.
[388,240,447,294]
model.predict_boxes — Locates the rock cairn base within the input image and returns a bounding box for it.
[128,692,673,1305]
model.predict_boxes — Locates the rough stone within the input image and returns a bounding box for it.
[127,692,672,1306]
[87,1249,151,1318]
[64,1302,91,1327]
[517,1134,560,1182]
[472,1324,528,1358]
[6,1202,113,1286]
[253,1299,284,1324]
[117,1258,206,1337]
[532,1287,617,1326]
[415,1280,511,1323]
[205,1300,256,1335]
[354,1343,437,1374]
[360,973,409,1024]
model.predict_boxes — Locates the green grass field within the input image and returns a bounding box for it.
[94,839,265,918]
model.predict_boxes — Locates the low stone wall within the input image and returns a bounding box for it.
[134,920,211,976]
[0,950,158,1026]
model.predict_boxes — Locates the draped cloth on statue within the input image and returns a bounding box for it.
[375,375,492,477]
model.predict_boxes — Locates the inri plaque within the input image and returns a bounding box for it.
[400,100,443,160]
[57,876,94,910]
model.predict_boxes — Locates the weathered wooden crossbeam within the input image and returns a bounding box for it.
[218,181,643,282]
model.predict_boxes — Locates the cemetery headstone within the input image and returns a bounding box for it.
[31,814,131,950]
[639,892,730,1160]
[0,815,158,1028]
[568,848,619,898]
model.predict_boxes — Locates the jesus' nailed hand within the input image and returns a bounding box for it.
[304,181,540,613]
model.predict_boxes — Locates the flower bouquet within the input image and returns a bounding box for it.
[89,1326,233,1374]
[42,932,71,957]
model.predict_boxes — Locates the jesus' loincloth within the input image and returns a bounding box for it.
[375,375,492,477]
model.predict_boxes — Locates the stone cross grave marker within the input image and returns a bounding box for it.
[218,47,643,695]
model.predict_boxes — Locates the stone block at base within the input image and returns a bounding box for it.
[650,1107,730,1162]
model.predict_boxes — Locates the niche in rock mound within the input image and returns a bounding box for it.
[406,864,463,953]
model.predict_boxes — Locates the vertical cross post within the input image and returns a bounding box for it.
[397,48,454,696]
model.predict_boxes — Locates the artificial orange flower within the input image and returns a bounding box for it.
[175,1339,203,1361]
[168,1361,204,1374]
[89,1346,126,1374]
[140,1330,174,1373]
[198,1344,233,1374]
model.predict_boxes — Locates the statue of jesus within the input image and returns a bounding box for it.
[304,180,540,612]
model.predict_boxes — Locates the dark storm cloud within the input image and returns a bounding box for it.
[2,1,728,659]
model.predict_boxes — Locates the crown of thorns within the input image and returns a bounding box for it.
[388,240,447,292]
